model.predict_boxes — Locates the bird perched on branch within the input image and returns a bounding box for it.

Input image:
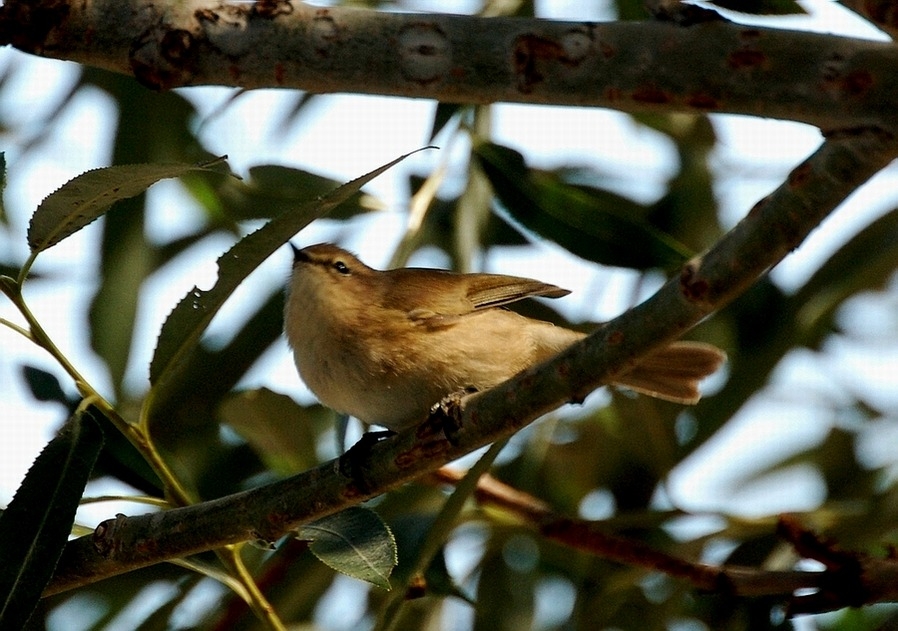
[285,243,725,430]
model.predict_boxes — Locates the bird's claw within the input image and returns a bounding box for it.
[427,388,474,446]
[337,429,396,494]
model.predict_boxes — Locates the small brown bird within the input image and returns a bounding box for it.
[285,243,725,430]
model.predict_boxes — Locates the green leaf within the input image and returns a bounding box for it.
[474,142,692,270]
[26,158,228,253]
[297,507,397,590]
[148,149,429,393]
[92,423,164,497]
[614,0,650,20]
[219,388,332,475]
[214,164,377,222]
[0,407,104,628]
[20,365,70,406]
[0,275,18,303]
[149,288,286,427]
[475,544,536,629]
[707,0,807,15]
[647,116,722,252]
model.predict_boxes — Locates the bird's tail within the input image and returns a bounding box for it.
[613,342,726,404]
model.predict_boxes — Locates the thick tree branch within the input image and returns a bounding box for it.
[45,128,898,603]
[3,1,898,132]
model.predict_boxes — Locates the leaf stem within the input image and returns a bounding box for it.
[10,284,285,625]
[79,495,173,508]
[220,545,287,631]
[16,251,38,287]
[8,284,94,400]
[3,280,196,506]
[0,317,33,341]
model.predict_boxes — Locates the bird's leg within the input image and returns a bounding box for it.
[337,428,397,493]
[427,387,477,446]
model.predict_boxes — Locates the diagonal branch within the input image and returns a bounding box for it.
[44,128,898,599]
[435,469,898,613]
[3,1,898,132]
[432,469,823,602]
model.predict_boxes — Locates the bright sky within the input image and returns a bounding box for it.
[1,0,896,535]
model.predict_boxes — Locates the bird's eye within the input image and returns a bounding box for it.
[333,260,350,275]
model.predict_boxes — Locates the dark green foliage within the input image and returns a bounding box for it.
[0,409,103,628]
[474,141,694,270]
[1,8,897,630]
[21,365,70,406]
[297,507,397,590]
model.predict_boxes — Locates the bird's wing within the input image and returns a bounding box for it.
[384,268,569,327]
[463,274,570,309]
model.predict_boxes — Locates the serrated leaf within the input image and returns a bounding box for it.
[27,158,228,253]
[707,0,807,15]
[297,507,397,590]
[0,407,104,628]
[474,142,692,270]
[148,149,429,392]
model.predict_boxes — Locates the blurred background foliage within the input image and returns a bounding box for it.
[2,0,898,629]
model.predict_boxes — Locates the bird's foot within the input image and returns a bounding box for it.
[427,387,475,446]
[337,429,396,494]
